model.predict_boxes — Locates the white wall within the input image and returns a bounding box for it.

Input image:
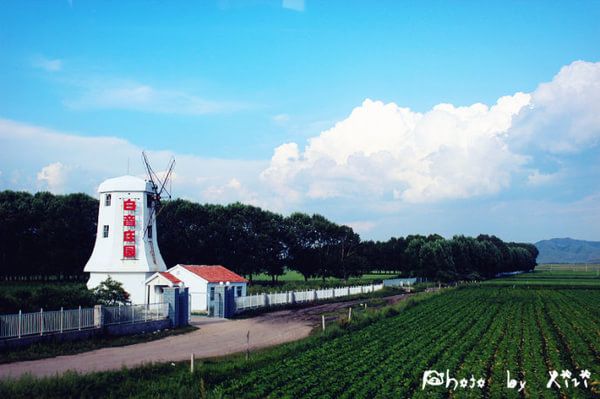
[168,266,247,312]
[169,266,208,312]
[87,272,154,305]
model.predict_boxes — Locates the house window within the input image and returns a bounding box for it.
[105,194,112,206]
[236,286,242,297]
[103,225,109,238]
[147,225,153,239]
[210,287,215,301]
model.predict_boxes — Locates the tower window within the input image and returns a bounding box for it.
[147,194,153,208]
[147,225,153,239]
[103,225,109,238]
[105,194,112,206]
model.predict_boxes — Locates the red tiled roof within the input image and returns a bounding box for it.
[159,272,182,284]
[181,265,248,283]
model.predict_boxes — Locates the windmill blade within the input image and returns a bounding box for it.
[141,151,161,191]
[140,151,175,239]
[156,157,176,199]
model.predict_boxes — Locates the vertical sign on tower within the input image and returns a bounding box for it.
[123,199,136,259]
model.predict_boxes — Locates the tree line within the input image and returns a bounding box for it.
[0,191,538,282]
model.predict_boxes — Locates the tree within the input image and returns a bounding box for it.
[93,276,130,305]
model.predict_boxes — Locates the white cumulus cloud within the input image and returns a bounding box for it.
[509,60,600,153]
[262,94,530,203]
[37,162,68,193]
[261,60,600,205]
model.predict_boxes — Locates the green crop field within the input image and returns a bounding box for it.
[1,272,598,398]
[482,270,600,288]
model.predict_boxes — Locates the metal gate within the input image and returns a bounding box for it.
[208,286,235,318]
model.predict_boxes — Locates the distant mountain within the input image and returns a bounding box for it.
[535,238,600,264]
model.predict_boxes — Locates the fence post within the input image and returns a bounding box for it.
[40,308,43,336]
[94,305,103,328]
[60,307,64,333]
[18,310,21,338]
[78,306,81,331]
[348,307,352,322]
[131,305,135,323]
[347,286,350,296]
[322,315,325,331]
[331,288,335,299]
[263,293,269,307]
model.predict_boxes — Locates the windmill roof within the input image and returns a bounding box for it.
[179,265,248,283]
[98,175,153,193]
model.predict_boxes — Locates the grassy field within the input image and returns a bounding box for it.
[1,270,598,398]
[483,270,600,288]
[248,271,395,294]
[536,264,600,272]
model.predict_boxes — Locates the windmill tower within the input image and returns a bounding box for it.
[84,153,175,304]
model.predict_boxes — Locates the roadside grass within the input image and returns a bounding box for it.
[0,325,197,365]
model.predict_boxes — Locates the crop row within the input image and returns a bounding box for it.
[215,287,599,398]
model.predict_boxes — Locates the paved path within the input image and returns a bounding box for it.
[0,315,312,379]
[0,293,410,379]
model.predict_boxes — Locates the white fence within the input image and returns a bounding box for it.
[103,302,169,326]
[0,302,169,340]
[234,283,385,313]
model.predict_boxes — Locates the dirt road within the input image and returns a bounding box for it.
[0,294,410,379]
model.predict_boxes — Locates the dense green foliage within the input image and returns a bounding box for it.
[0,191,537,284]
[0,282,94,313]
[0,191,97,280]
[0,277,130,313]
[91,276,130,306]
[1,283,597,398]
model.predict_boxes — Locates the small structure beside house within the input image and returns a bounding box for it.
[145,264,248,312]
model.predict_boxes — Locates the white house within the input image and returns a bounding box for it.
[84,175,168,304]
[146,264,248,312]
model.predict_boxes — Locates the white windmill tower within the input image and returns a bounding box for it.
[84,152,175,304]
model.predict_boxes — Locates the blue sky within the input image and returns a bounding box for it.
[1,1,600,243]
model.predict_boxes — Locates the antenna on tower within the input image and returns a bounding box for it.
[141,151,176,239]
